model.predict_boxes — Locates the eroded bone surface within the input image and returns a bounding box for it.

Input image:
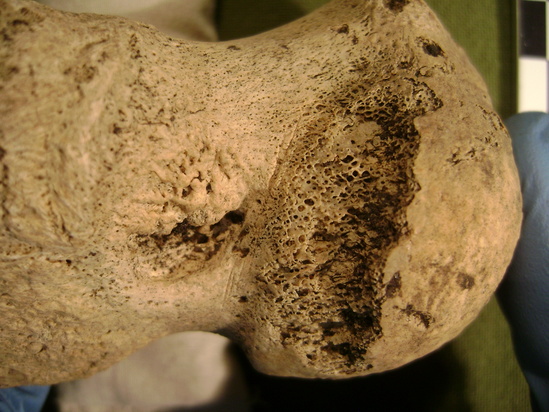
[0,0,521,386]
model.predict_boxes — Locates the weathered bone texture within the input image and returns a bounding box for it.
[38,2,249,409]
[0,0,521,386]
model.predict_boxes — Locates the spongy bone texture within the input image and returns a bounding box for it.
[0,0,521,385]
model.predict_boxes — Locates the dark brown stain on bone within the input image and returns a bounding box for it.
[136,210,246,264]
[336,24,350,34]
[385,272,402,298]
[322,342,366,366]
[457,273,475,290]
[422,40,444,57]
[238,75,443,372]
[401,304,434,328]
[384,0,411,13]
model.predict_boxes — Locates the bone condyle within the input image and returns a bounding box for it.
[0,0,521,386]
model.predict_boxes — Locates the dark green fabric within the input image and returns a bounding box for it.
[217,1,529,410]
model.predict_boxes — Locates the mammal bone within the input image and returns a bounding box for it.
[0,0,521,386]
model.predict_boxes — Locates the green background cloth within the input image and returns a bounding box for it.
[216,1,529,411]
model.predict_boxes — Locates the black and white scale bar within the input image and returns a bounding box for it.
[518,0,549,112]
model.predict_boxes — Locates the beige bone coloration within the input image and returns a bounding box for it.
[0,0,521,387]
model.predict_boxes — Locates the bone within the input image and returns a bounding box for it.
[32,2,249,410]
[0,0,521,387]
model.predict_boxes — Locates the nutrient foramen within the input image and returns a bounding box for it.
[0,0,521,386]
